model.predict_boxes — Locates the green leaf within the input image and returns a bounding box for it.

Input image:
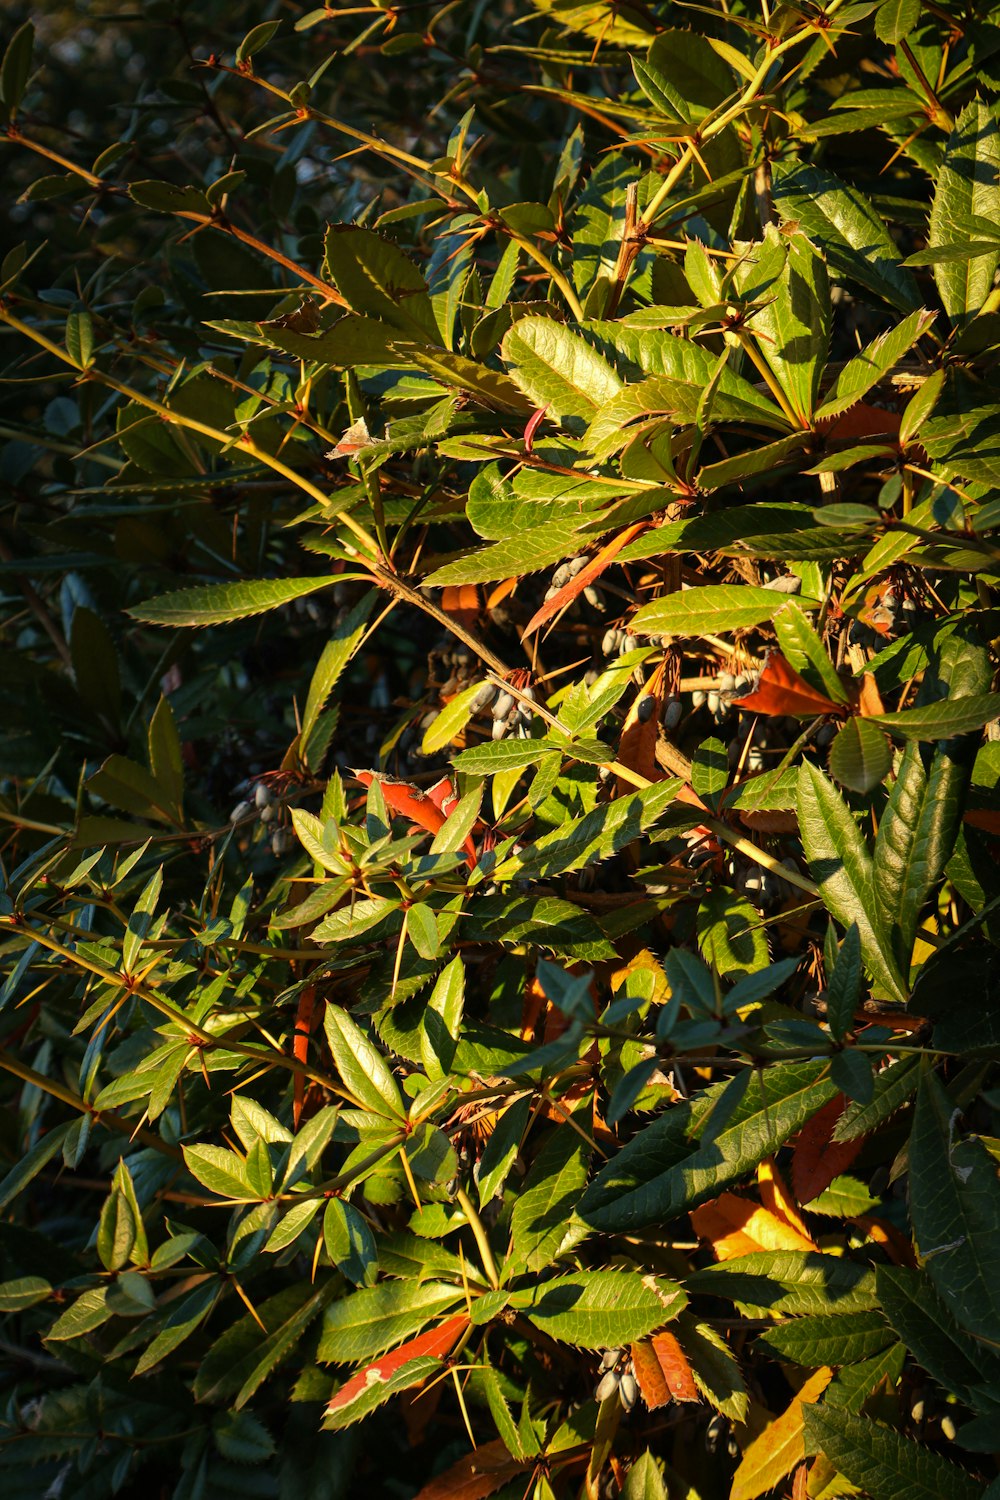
[635,30,735,124]
[147,696,184,820]
[584,367,789,458]
[875,0,921,44]
[832,1055,920,1142]
[420,954,465,1079]
[182,1144,255,1200]
[873,741,968,972]
[829,1049,874,1105]
[122,865,162,976]
[868,695,1000,740]
[816,309,935,420]
[424,517,592,587]
[577,1061,837,1232]
[734,227,830,423]
[477,1096,531,1207]
[213,1410,275,1465]
[46,1285,111,1342]
[323,1354,443,1430]
[317,1280,463,1364]
[300,591,375,749]
[0,1276,51,1312]
[772,162,921,313]
[493,780,681,881]
[686,1252,879,1316]
[97,1187,137,1273]
[632,584,795,638]
[502,316,623,428]
[928,103,1000,330]
[451,738,562,775]
[908,1071,1000,1346]
[797,761,906,1003]
[323,1006,405,1119]
[235,20,281,62]
[195,1283,335,1406]
[828,716,892,795]
[802,1404,981,1500]
[509,1270,685,1348]
[130,575,336,627]
[401,344,533,414]
[323,1199,378,1287]
[312,895,400,944]
[507,1123,591,1274]
[877,1264,1000,1410]
[623,1452,670,1500]
[773,601,849,704]
[323,225,437,339]
[826,923,862,1041]
[1,21,34,117]
[759,1309,893,1366]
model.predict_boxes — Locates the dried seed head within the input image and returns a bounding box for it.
[254,781,273,810]
[230,800,253,824]
[594,1370,621,1403]
[637,694,656,723]
[602,628,622,657]
[598,1348,622,1372]
[618,1371,638,1412]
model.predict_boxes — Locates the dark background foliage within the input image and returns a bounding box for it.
[2,1,1000,1498]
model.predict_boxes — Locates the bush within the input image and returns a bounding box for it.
[2,2,1000,1496]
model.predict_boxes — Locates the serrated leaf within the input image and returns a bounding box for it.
[632,584,793,638]
[873,741,968,972]
[686,1251,878,1316]
[868,694,999,740]
[928,103,1000,330]
[493,779,680,881]
[833,1056,920,1141]
[826,924,862,1041]
[509,1270,685,1348]
[323,1006,405,1119]
[772,162,921,314]
[816,309,935,420]
[502,316,622,428]
[317,1280,464,1364]
[323,225,437,339]
[797,761,906,1003]
[758,1310,893,1367]
[734,227,830,423]
[301,592,375,748]
[877,1264,1000,1410]
[507,1124,591,1274]
[323,1199,378,1287]
[908,1071,1000,1346]
[577,1062,837,1232]
[803,1404,981,1500]
[130,576,336,627]
[875,0,921,43]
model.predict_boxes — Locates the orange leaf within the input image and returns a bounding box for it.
[523,521,648,638]
[413,1438,529,1500]
[857,672,885,717]
[790,1095,864,1204]
[850,1214,915,1266]
[325,1314,469,1417]
[631,1330,700,1408]
[616,660,666,793]
[816,402,901,441]
[440,584,482,631]
[356,772,476,870]
[757,1158,813,1244]
[691,1186,817,1261]
[732,653,841,719]
[730,1368,832,1500]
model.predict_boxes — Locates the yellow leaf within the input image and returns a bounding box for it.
[730,1369,832,1500]
[690,1188,817,1261]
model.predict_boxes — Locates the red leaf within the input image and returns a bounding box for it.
[631,1330,700,1408]
[816,403,901,441]
[292,985,323,1128]
[356,772,476,870]
[790,1096,864,1204]
[413,1438,529,1500]
[732,653,841,719]
[325,1313,469,1416]
[523,521,648,638]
